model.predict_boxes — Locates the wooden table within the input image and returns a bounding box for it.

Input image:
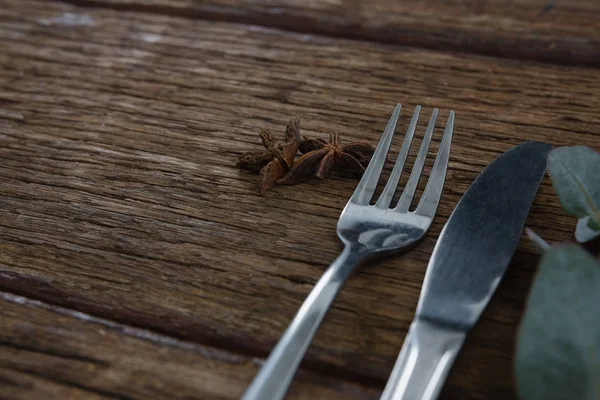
[1,1,599,399]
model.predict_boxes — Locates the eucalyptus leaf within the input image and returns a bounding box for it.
[515,244,600,400]
[547,146,600,232]
[576,216,600,243]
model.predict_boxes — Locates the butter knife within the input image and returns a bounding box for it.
[380,141,551,400]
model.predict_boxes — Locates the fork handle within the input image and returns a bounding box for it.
[379,320,466,400]
[241,246,362,400]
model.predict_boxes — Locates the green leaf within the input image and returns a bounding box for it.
[576,216,600,243]
[515,244,600,400]
[547,146,600,232]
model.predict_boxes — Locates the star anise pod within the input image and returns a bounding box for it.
[278,132,375,184]
[235,117,301,195]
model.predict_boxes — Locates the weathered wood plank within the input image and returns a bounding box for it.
[0,0,599,398]
[64,0,600,66]
[0,291,376,399]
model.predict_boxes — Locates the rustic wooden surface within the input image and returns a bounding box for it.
[0,292,377,399]
[67,0,600,66]
[0,0,599,399]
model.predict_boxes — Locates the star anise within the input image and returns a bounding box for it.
[278,132,375,184]
[235,117,301,195]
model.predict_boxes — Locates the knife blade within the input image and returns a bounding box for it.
[380,141,552,400]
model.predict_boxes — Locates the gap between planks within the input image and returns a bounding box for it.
[56,0,600,68]
[0,290,248,363]
[0,289,387,391]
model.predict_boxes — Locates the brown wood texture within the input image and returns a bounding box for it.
[0,0,599,399]
[65,0,600,66]
[0,292,376,399]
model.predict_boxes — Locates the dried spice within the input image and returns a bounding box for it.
[235,117,301,195]
[278,132,375,184]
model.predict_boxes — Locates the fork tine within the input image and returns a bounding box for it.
[415,110,454,218]
[394,108,438,212]
[350,104,401,205]
[375,106,421,209]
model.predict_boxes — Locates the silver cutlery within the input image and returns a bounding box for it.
[380,141,551,400]
[242,104,455,400]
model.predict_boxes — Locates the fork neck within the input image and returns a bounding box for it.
[329,245,364,277]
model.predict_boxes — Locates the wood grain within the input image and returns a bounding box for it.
[0,0,599,398]
[0,291,377,399]
[64,0,600,66]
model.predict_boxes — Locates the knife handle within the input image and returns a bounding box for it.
[379,320,466,400]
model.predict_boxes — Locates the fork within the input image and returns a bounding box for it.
[241,103,455,400]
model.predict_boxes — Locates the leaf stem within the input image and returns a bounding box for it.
[525,227,550,252]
